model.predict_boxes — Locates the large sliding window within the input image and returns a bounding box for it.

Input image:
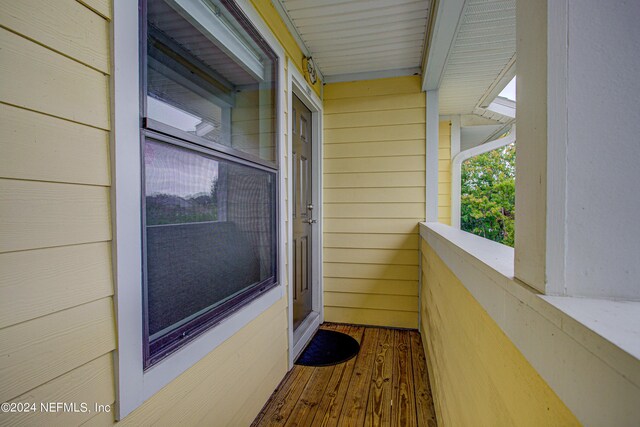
[142,0,279,367]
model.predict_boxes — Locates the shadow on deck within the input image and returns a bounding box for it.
[252,323,438,426]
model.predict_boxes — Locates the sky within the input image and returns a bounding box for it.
[498,76,516,101]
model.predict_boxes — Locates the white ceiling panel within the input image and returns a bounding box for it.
[438,0,516,115]
[280,0,432,78]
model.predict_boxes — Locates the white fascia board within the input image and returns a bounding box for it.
[476,55,516,109]
[168,0,265,81]
[487,96,516,118]
[421,0,466,91]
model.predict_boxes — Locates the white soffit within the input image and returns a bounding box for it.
[438,0,516,115]
[279,0,432,79]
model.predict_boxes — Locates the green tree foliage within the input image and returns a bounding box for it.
[460,143,516,246]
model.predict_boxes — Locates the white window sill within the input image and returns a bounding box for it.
[420,222,640,425]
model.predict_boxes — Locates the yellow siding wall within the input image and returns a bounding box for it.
[0,1,292,426]
[438,122,451,225]
[322,76,425,329]
[419,240,581,426]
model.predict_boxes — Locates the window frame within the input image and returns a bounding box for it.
[110,0,286,419]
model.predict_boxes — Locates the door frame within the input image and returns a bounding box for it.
[287,59,324,367]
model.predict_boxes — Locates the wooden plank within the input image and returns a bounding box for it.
[323,248,418,266]
[325,93,425,115]
[325,124,425,144]
[325,292,418,313]
[0,104,110,186]
[410,331,438,427]
[0,242,113,328]
[323,202,425,219]
[76,0,111,20]
[0,0,109,73]
[308,325,362,427]
[324,141,425,159]
[324,187,425,203]
[324,76,421,100]
[283,365,335,427]
[337,328,379,426]
[5,354,114,426]
[0,28,110,130]
[323,233,419,250]
[324,156,424,174]
[324,218,419,234]
[392,330,417,427]
[324,109,425,129]
[366,328,395,427]
[323,171,424,190]
[257,365,314,426]
[324,263,418,281]
[324,307,417,329]
[0,297,115,403]
[0,179,111,253]
[323,278,418,297]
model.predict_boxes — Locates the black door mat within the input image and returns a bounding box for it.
[295,329,360,367]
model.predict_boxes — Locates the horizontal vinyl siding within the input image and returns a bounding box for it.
[438,121,452,225]
[420,240,580,426]
[322,76,425,329]
[0,2,290,426]
[0,2,116,425]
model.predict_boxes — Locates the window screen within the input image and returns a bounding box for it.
[142,0,279,367]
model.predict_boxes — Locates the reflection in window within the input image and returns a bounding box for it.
[146,0,277,163]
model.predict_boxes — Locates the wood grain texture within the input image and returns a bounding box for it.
[2,354,114,426]
[0,28,110,130]
[392,330,417,427]
[0,242,113,328]
[0,0,110,72]
[420,242,580,426]
[367,328,394,427]
[0,179,111,253]
[410,331,438,427]
[76,0,111,20]
[0,298,115,403]
[338,327,379,426]
[254,325,437,426]
[0,104,110,186]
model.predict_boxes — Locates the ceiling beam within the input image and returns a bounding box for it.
[421,0,466,91]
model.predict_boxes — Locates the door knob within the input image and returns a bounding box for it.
[303,218,317,224]
[307,203,314,210]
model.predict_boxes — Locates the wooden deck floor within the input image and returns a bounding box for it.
[252,323,437,427]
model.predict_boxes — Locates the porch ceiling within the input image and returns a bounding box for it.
[277,0,432,80]
[437,0,516,115]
